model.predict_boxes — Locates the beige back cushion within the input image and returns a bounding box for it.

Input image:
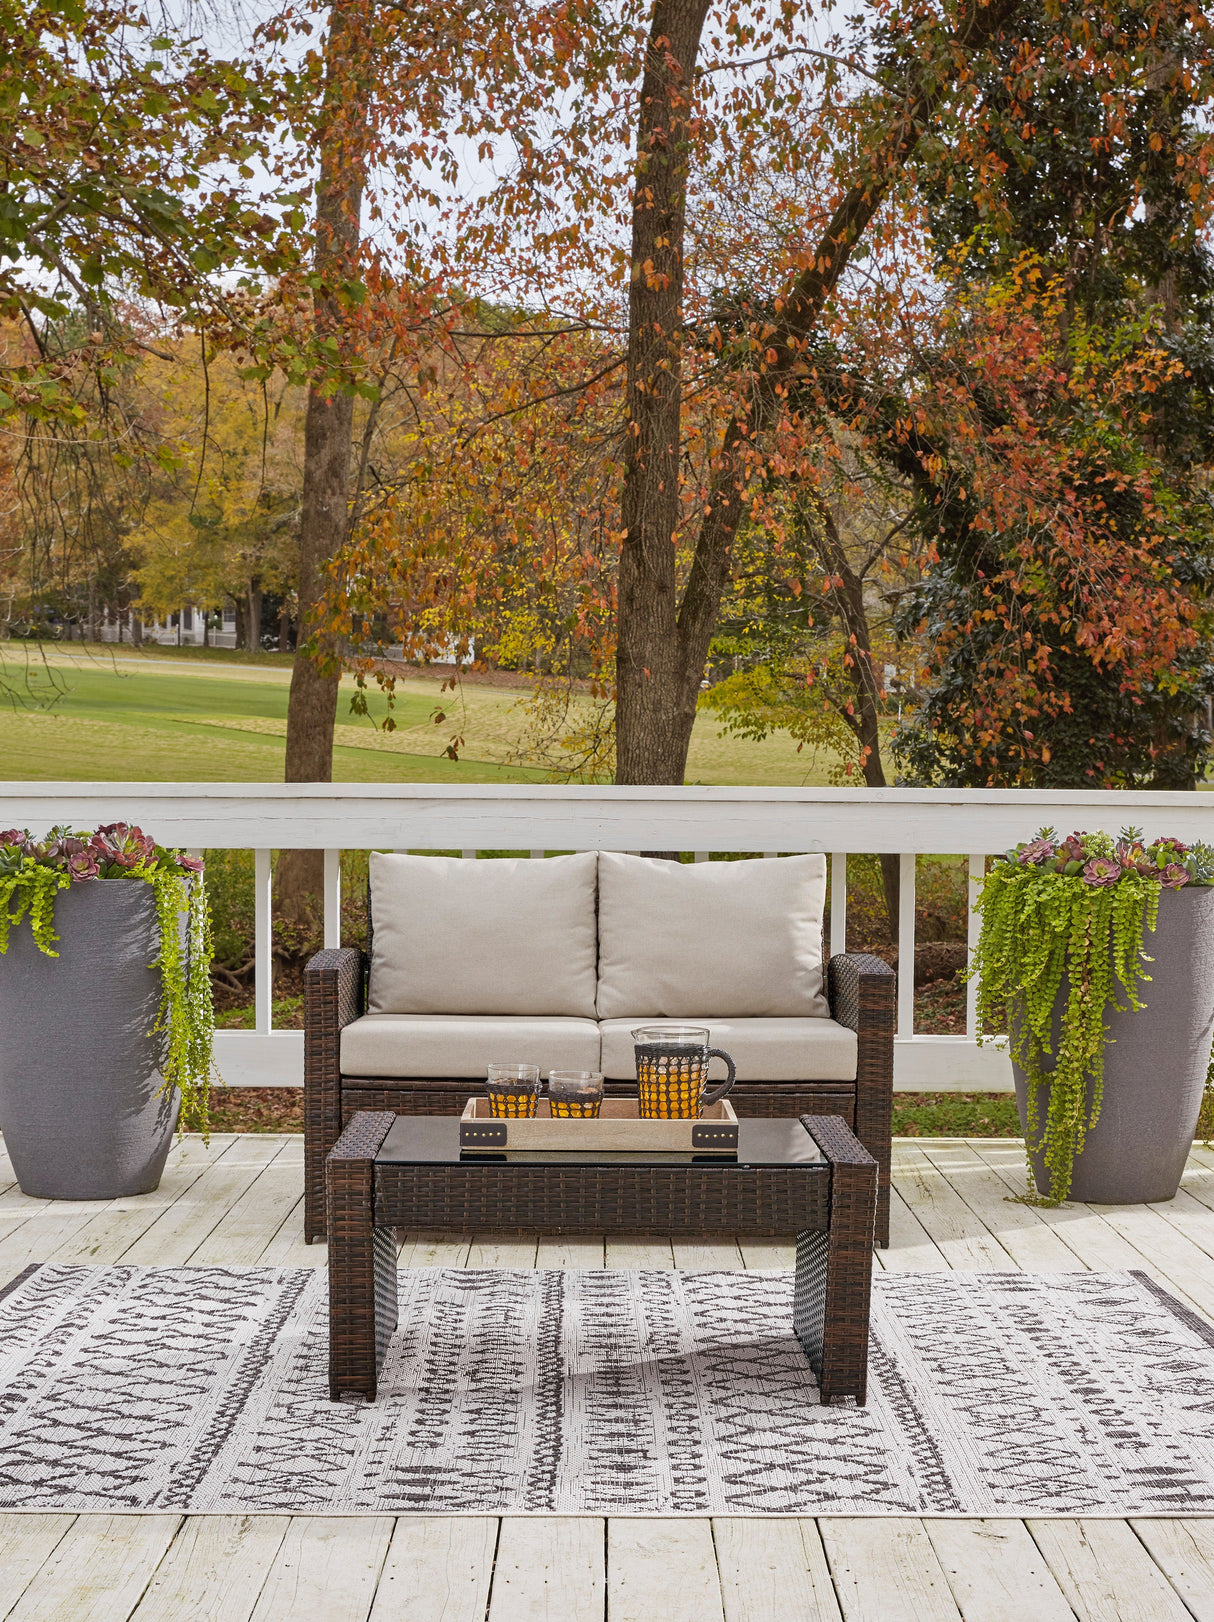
[368,851,599,1017]
[595,852,829,1018]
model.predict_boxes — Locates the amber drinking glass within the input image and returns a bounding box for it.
[485,1063,541,1118]
[547,1071,605,1118]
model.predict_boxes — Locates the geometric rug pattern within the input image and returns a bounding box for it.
[1,1264,1213,1515]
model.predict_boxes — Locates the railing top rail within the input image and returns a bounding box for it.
[1,781,1211,852]
[3,781,1213,805]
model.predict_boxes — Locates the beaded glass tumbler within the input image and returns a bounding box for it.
[485,1064,541,1118]
[548,1071,604,1118]
[631,1027,737,1119]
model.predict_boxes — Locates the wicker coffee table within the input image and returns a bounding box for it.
[326,1110,877,1405]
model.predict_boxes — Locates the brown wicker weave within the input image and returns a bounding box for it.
[304,947,896,1247]
[326,1110,398,1402]
[326,1110,876,1405]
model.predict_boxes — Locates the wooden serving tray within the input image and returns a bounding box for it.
[459,1097,739,1154]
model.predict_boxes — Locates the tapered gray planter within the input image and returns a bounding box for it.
[1012,885,1214,1204]
[0,881,179,1199]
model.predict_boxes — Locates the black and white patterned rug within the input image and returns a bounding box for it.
[2,1263,1214,1515]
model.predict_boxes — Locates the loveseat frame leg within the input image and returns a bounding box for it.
[327,1113,398,1400]
[796,1115,878,1404]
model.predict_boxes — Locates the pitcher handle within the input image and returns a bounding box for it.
[701,1048,736,1106]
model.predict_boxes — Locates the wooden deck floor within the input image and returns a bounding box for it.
[3,1133,1214,1619]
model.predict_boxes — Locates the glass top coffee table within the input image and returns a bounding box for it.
[326,1111,876,1406]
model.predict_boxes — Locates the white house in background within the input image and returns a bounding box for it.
[99,608,238,648]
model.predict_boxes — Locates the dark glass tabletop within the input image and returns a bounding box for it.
[375,1116,828,1168]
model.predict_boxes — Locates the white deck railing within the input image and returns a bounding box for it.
[4,782,1212,1091]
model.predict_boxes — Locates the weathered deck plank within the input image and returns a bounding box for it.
[127,1515,290,1622]
[712,1519,842,1622]
[367,1518,497,1622]
[819,1519,962,1621]
[1131,1518,1214,1622]
[4,1515,181,1622]
[489,1518,605,1622]
[607,1520,725,1622]
[923,1519,1075,1622]
[247,1517,394,1622]
[0,1514,76,1620]
[1027,1519,1195,1622]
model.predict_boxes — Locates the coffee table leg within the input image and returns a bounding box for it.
[794,1115,877,1405]
[327,1111,398,1400]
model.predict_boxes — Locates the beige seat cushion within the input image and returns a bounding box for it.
[597,1018,857,1083]
[368,851,598,1017]
[596,852,829,1018]
[341,1015,603,1079]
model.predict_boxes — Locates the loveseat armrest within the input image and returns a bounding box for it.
[827,953,894,1249]
[304,947,366,1243]
[827,951,895,1035]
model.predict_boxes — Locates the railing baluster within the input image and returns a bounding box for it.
[897,852,916,1038]
[967,853,984,1038]
[461,849,477,859]
[529,849,544,860]
[830,852,847,958]
[323,849,342,950]
[254,848,272,1035]
[693,851,708,863]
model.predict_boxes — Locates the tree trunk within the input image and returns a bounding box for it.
[234,598,248,651]
[611,0,1023,784]
[247,584,263,654]
[805,498,899,931]
[614,0,711,785]
[131,613,142,648]
[279,605,292,653]
[279,0,371,919]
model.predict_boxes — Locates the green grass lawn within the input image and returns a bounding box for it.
[0,648,544,784]
[0,643,852,785]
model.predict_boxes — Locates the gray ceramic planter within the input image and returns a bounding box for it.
[1012,884,1214,1204]
[0,881,179,1199]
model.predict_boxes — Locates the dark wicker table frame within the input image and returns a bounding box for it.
[306,949,895,1248]
[326,1110,877,1406]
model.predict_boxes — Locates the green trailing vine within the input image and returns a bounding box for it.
[971,827,1214,1206]
[0,824,215,1134]
[0,861,69,955]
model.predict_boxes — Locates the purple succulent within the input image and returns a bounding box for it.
[1017,837,1055,865]
[176,853,204,873]
[0,829,27,848]
[65,850,99,882]
[1082,857,1122,886]
[89,825,155,872]
[1160,863,1191,889]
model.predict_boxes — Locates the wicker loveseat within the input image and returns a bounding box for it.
[304,851,895,1245]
